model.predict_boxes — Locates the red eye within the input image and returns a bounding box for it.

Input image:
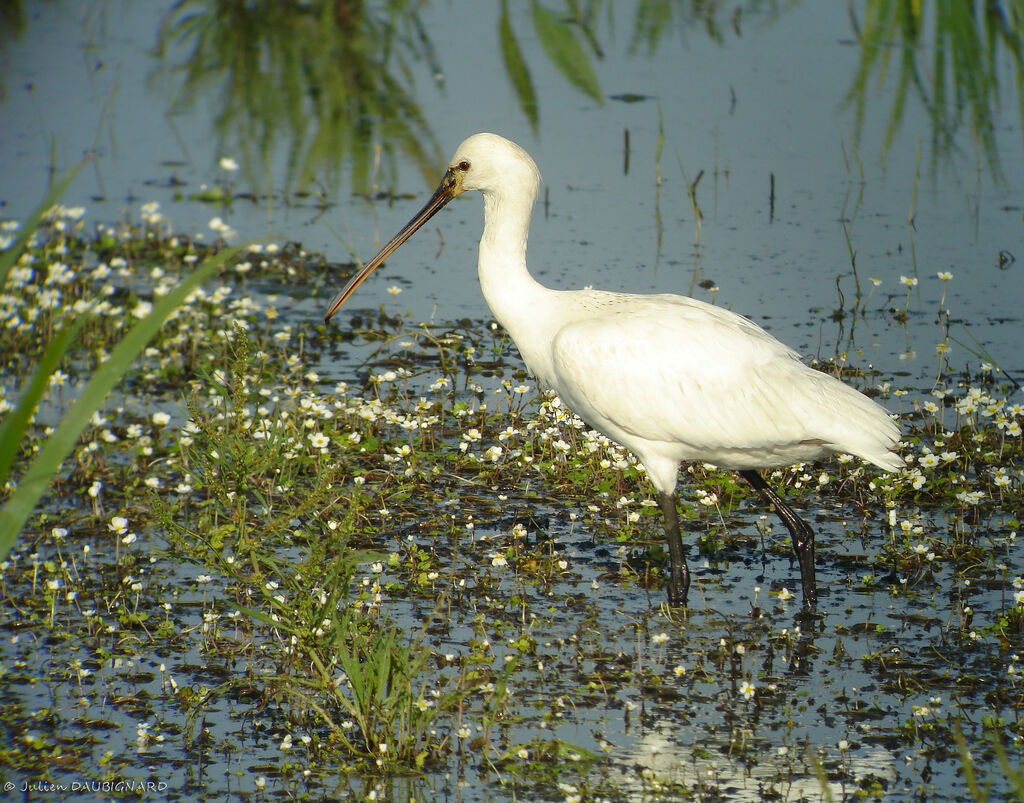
[457,160,470,171]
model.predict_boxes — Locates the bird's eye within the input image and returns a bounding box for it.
[457,160,470,172]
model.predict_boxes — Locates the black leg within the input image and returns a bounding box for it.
[658,491,690,605]
[739,470,818,607]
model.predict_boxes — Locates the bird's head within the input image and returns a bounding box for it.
[448,133,541,199]
[323,133,540,323]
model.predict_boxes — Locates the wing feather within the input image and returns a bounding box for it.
[548,295,898,469]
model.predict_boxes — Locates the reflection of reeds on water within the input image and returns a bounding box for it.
[157,0,445,195]
[154,1,1024,198]
[845,0,1024,181]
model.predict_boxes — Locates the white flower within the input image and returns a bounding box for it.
[956,490,985,506]
[209,216,237,239]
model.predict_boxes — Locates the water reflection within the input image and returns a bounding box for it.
[0,1,28,98]
[844,0,1024,179]
[156,0,445,195]
[497,0,788,132]
[0,1,27,44]
[626,0,790,50]
[153,0,1022,196]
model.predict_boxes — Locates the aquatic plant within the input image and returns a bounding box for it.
[2,203,1023,799]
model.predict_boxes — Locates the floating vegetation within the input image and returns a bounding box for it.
[2,204,1024,800]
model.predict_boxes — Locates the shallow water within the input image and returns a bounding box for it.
[2,2,1024,801]
[2,2,1021,372]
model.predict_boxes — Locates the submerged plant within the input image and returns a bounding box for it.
[2,204,1024,799]
[0,173,245,563]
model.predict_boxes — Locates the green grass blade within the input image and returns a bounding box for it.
[0,243,245,561]
[0,316,88,485]
[991,726,1024,801]
[954,723,986,802]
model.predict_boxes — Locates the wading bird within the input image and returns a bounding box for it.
[324,133,902,608]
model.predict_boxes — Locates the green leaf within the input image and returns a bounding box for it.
[230,603,285,629]
[531,1,602,105]
[0,316,87,485]
[500,0,539,132]
[0,244,246,561]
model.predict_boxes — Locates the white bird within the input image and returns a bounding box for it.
[325,133,903,608]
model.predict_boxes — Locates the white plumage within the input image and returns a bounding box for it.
[325,133,903,607]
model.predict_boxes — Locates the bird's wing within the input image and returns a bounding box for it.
[549,295,879,460]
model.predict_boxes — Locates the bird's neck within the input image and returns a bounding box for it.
[476,189,557,383]
[477,190,544,314]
